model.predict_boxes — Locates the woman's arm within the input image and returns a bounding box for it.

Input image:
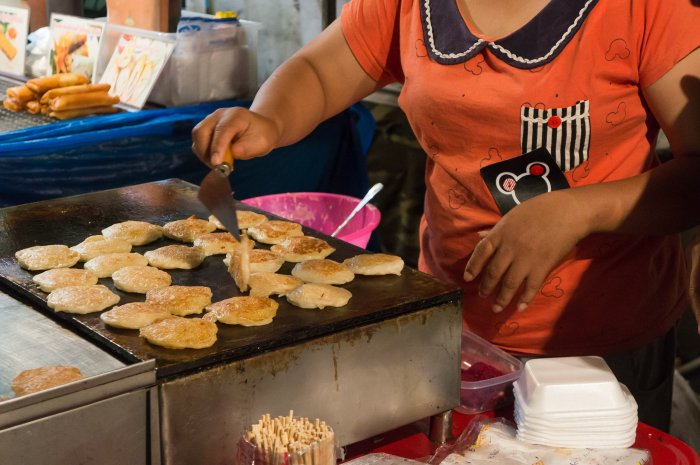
[689,230,700,334]
[464,48,700,313]
[192,19,380,167]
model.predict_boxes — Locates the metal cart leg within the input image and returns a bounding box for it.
[428,410,453,444]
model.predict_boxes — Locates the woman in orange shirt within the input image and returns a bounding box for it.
[193,0,700,431]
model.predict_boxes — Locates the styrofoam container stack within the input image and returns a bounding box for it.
[513,356,638,449]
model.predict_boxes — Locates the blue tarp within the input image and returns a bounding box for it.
[0,101,375,208]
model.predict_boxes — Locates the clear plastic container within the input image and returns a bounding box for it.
[456,330,524,414]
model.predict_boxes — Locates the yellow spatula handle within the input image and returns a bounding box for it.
[216,146,235,176]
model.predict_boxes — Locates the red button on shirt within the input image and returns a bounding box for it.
[547,115,562,128]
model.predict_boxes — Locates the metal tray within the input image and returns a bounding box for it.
[0,76,54,132]
[0,179,461,378]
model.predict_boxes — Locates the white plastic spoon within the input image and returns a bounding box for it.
[331,182,384,237]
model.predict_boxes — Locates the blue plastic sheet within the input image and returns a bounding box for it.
[0,101,375,208]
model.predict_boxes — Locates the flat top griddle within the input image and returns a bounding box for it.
[0,179,461,379]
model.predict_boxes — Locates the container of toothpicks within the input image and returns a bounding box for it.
[236,411,336,465]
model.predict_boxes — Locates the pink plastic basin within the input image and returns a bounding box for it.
[242,192,381,248]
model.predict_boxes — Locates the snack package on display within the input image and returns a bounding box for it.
[99,33,174,110]
[148,15,258,106]
[0,5,29,76]
[430,418,652,465]
[48,14,105,81]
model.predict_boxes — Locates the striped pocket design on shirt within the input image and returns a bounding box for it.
[520,100,590,172]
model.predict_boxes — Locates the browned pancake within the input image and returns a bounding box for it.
[32,268,98,292]
[247,220,304,245]
[227,236,251,292]
[112,266,171,294]
[101,220,164,246]
[286,283,352,309]
[209,211,268,230]
[144,245,205,270]
[100,302,174,329]
[70,235,132,261]
[193,232,254,256]
[146,285,213,316]
[12,366,84,396]
[47,284,120,314]
[140,317,218,349]
[204,296,278,326]
[342,253,405,275]
[270,236,335,262]
[83,252,149,278]
[291,259,354,285]
[163,215,217,242]
[248,272,304,297]
[15,244,80,271]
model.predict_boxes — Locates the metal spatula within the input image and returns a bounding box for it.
[197,147,241,240]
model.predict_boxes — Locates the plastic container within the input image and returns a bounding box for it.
[93,13,261,107]
[515,356,628,413]
[242,192,381,249]
[456,330,524,414]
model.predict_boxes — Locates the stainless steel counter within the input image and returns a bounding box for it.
[0,292,125,399]
[0,292,157,465]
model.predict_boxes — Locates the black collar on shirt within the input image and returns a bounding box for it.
[419,0,598,68]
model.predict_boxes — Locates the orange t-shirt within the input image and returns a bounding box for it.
[342,0,700,355]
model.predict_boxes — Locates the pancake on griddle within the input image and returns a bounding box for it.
[163,215,217,242]
[47,284,120,314]
[227,236,251,292]
[248,272,303,297]
[224,249,286,273]
[286,283,352,309]
[247,220,304,245]
[291,259,354,285]
[100,302,174,329]
[112,266,171,294]
[32,268,98,292]
[84,252,149,278]
[101,220,164,246]
[15,244,80,271]
[140,317,217,349]
[270,236,335,262]
[144,245,206,270]
[209,210,267,230]
[70,235,132,261]
[11,366,84,397]
[342,253,405,276]
[193,232,254,256]
[146,285,213,316]
[204,296,278,326]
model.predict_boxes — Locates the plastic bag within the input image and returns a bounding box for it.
[343,453,425,465]
[149,16,256,106]
[429,417,652,465]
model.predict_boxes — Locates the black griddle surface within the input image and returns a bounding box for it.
[0,179,461,378]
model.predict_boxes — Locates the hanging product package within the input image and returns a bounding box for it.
[148,15,260,107]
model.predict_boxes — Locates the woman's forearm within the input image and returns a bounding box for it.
[573,155,700,236]
[249,19,379,149]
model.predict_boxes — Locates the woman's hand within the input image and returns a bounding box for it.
[463,190,590,313]
[191,106,282,168]
[689,231,700,334]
